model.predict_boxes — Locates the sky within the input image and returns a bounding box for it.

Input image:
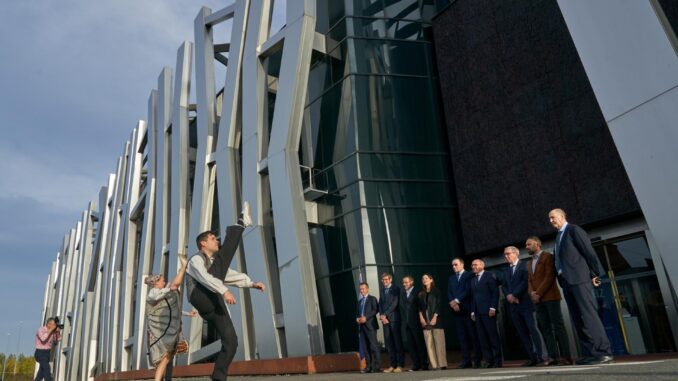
[0,0,250,356]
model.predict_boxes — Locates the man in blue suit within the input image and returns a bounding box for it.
[448,258,481,368]
[502,246,544,366]
[357,282,381,373]
[549,208,613,365]
[379,273,404,373]
[470,259,502,368]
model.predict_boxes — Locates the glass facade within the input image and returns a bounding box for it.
[305,0,463,353]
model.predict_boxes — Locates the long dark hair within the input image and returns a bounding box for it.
[418,273,436,299]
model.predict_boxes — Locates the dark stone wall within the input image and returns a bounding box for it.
[432,0,640,255]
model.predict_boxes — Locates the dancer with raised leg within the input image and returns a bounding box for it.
[185,202,256,381]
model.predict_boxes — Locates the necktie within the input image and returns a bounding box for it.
[510,264,516,277]
[457,272,462,281]
[555,230,564,274]
[360,297,366,315]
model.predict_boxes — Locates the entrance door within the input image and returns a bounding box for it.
[593,233,676,354]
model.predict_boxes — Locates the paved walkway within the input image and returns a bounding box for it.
[165,358,678,381]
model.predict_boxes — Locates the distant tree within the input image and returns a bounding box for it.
[0,353,35,381]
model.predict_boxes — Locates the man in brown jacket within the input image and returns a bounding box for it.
[526,236,572,366]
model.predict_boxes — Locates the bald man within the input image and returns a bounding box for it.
[549,208,613,365]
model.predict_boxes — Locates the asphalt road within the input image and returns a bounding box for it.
[168,358,678,381]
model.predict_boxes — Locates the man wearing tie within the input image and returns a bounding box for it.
[356,282,381,373]
[470,259,502,368]
[380,273,404,373]
[400,275,428,371]
[526,236,572,366]
[549,208,613,365]
[447,258,481,368]
[502,246,544,367]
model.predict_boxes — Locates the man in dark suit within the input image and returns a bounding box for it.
[447,258,481,368]
[502,246,544,366]
[357,282,381,373]
[526,236,572,366]
[470,259,502,368]
[400,275,428,371]
[379,273,404,373]
[549,208,613,365]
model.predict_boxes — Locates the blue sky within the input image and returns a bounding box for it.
[0,0,242,355]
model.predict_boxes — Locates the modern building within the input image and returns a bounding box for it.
[40,0,678,379]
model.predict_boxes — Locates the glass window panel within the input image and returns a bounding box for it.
[383,0,421,20]
[350,17,387,38]
[364,207,463,265]
[350,0,385,17]
[327,17,348,43]
[351,38,388,74]
[385,40,431,75]
[316,154,359,192]
[353,76,448,152]
[361,181,454,207]
[305,78,357,171]
[358,152,451,180]
[386,19,423,40]
[329,43,349,83]
[607,237,654,275]
[308,56,331,102]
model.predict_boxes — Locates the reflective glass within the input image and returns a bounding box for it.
[353,75,447,152]
[361,180,454,207]
[358,152,451,180]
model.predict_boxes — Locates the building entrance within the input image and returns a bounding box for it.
[593,233,676,354]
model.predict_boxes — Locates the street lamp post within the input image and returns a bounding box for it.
[13,322,22,376]
[1,333,11,381]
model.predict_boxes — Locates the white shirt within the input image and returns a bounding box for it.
[532,250,543,273]
[510,259,519,274]
[187,255,256,295]
[559,222,569,233]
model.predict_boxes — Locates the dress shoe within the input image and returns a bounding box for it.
[587,355,614,365]
[494,363,503,368]
[545,359,559,366]
[479,362,493,368]
[360,368,372,373]
[383,366,394,373]
[393,366,403,373]
[521,359,538,367]
[575,356,595,365]
[473,363,481,369]
[559,358,574,366]
[440,366,447,370]
[456,362,472,369]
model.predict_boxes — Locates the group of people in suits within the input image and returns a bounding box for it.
[356,208,614,373]
[356,272,449,373]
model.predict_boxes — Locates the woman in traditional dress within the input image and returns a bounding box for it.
[145,258,194,381]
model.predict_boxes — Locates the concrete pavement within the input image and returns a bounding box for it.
[163,358,678,381]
